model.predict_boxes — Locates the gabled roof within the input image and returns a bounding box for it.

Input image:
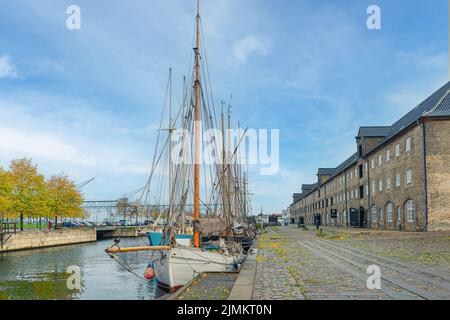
[317,168,336,175]
[358,126,391,138]
[330,152,358,180]
[367,81,450,155]
[385,81,450,141]
[424,89,450,117]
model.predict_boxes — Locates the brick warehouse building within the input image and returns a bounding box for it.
[290,82,450,232]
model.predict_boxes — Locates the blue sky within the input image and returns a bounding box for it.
[0,0,447,215]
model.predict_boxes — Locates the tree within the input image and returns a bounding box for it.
[0,168,13,219]
[47,174,85,225]
[8,159,50,230]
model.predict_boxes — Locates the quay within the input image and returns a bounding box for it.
[0,226,153,253]
[164,225,450,300]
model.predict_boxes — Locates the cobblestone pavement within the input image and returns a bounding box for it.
[252,226,450,300]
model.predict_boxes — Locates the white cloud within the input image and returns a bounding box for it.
[232,35,271,64]
[0,94,153,176]
[0,55,18,79]
[396,50,448,70]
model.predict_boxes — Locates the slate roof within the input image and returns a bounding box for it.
[368,81,450,154]
[329,152,358,180]
[317,168,336,175]
[358,126,391,138]
[385,81,450,141]
[424,89,450,117]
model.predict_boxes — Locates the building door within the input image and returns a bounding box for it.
[359,207,365,228]
[350,208,359,227]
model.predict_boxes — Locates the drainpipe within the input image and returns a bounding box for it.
[419,119,429,231]
[344,171,348,227]
[366,157,371,229]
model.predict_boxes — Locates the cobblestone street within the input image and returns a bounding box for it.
[252,226,450,300]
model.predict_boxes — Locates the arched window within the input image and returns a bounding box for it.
[371,206,377,223]
[386,203,393,223]
[406,200,415,223]
[379,208,384,223]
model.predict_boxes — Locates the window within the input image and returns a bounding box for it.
[379,180,383,192]
[397,207,402,222]
[372,206,377,223]
[359,165,363,178]
[372,181,376,194]
[364,162,368,172]
[386,149,391,162]
[387,177,391,190]
[358,144,363,157]
[360,185,364,199]
[350,171,353,179]
[379,154,383,166]
[387,203,393,223]
[351,190,354,199]
[406,170,412,184]
[355,168,358,177]
[395,144,400,157]
[406,137,411,152]
[371,158,375,169]
[406,200,415,223]
[396,174,401,187]
[366,184,369,196]
[355,188,358,198]
[379,208,384,223]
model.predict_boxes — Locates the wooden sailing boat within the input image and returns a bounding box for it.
[150,0,246,292]
[106,0,250,293]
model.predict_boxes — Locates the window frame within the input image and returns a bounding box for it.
[387,203,393,223]
[406,200,415,223]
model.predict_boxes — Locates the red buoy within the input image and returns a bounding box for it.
[144,267,156,280]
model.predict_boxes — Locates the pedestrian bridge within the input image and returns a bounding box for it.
[95,226,117,239]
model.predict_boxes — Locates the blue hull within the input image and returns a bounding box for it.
[147,232,193,246]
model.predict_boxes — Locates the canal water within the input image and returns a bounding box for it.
[0,237,166,300]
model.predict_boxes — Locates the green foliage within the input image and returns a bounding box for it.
[7,159,49,219]
[0,158,84,220]
[47,174,85,219]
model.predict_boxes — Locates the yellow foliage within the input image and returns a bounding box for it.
[0,158,84,220]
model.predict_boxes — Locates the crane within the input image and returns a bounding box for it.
[77,178,95,190]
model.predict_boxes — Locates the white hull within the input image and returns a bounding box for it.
[154,247,243,292]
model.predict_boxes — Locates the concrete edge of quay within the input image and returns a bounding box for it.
[227,237,259,300]
[0,228,97,253]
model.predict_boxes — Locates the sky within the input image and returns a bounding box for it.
[0,0,448,216]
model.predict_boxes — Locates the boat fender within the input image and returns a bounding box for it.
[144,263,156,280]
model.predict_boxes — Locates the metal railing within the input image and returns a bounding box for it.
[0,222,17,248]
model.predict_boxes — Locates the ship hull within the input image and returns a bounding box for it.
[154,247,243,292]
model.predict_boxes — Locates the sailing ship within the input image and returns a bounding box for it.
[106,0,254,293]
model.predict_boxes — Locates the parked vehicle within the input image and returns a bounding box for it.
[62,221,80,228]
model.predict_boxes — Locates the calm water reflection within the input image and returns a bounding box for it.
[0,237,165,300]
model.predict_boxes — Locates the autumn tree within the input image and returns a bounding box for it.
[47,174,85,226]
[0,167,13,220]
[8,159,50,230]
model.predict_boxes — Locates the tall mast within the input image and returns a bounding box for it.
[220,102,228,228]
[193,0,201,248]
[227,106,233,223]
[168,68,174,219]
[234,121,241,222]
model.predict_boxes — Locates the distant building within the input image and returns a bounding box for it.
[291,82,450,232]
